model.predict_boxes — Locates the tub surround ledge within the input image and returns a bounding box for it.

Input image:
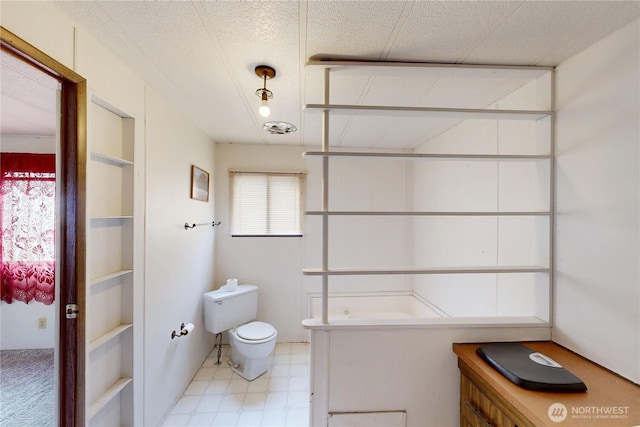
[301,316,550,330]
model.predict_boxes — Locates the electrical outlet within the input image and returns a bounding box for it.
[38,317,47,329]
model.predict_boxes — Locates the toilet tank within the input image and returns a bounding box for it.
[203,284,258,334]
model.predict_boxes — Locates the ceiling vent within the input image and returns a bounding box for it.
[263,121,297,135]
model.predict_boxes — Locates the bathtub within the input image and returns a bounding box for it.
[308,292,447,321]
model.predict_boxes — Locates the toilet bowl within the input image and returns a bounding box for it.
[228,321,277,380]
[203,285,278,381]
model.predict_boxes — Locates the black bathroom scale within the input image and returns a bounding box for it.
[476,343,587,392]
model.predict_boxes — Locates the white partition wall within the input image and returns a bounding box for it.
[302,61,555,427]
[554,18,640,383]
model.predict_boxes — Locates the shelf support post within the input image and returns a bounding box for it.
[549,68,556,327]
[321,67,330,324]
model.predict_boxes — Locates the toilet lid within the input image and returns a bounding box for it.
[236,321,276,340]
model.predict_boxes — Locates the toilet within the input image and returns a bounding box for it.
[203,284,277,380]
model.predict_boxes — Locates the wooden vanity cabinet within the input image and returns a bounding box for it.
[453,342,640,427]
[460,367,532,427]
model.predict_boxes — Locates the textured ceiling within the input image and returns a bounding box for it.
[1,49,59,137]
[3,1,639,149]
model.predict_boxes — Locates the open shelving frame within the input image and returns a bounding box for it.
[302,60,554,325]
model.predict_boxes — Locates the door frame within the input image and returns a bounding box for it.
[1,27,87,427]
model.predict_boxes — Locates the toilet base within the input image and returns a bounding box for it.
[230,347,270,381]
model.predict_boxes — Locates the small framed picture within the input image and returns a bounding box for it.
[191,165,210,202]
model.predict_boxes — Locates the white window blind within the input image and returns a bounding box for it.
[229,170,306,237]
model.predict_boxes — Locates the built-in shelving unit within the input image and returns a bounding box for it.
[87,98,136,426]
[303,60,553,324]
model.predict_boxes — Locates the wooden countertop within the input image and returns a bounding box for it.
[453,341,640,426]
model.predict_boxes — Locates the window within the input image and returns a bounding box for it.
[1,153,56,305]
[229,170,306,237]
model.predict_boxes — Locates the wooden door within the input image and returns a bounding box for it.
[1,27,87,427]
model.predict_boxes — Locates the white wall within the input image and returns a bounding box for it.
[2,3,217,425]
[75,24,149,426]
[409,87,551,319]
[308,325,550,427]
[214,144,309,343]
[554,18,640,383]
[1,135,56,153]
[0,302,55,349]
[144,89,216,426]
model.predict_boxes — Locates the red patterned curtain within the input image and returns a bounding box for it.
[1,153,56,305]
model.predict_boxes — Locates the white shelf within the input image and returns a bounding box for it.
[303,151,550,160]
[91,151,133,166]
[306,59,553,75]
[89,323,133,353]
[88,377,133,420]
[90,270,133,287]
[302,266,549,276]
[303,104,552,121]
[305,211,550,217]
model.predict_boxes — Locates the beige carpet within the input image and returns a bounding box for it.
[0,349,55,427]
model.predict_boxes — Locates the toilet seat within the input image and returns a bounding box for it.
[236,321,276,341]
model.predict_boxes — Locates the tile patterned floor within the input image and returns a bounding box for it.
[162,343,310,427]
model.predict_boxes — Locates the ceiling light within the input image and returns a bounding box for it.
[255,65,275,117]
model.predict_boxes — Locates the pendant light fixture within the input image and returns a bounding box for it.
[255,65,276,117]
